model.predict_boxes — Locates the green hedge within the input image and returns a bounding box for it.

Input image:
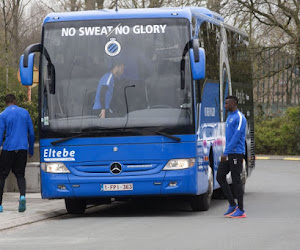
[255,106,300,155]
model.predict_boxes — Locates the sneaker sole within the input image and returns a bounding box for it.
[229,213,247,218]
[19,199,26,212]
[224,208,238,217]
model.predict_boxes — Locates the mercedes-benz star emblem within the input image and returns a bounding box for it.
[110,162,122,175]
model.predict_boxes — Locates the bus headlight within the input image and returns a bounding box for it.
[41,162,70,173]
[163,158,195,170]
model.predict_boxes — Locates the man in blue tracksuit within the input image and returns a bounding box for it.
[217,95,247,218]
[0,94,35,212]
[93,63,125,118]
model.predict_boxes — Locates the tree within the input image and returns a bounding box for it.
[0,0,13,90]
[223,0,299,68]
[207,0,221,12]
[0,0,33,91]
[221,0,300,107]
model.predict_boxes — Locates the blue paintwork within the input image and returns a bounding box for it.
[197,81,225,189]
[43,7,224,24]
[19,54,34,86]
[40,134,210,198]
[44,8,192,24]
[25,7,232,200]
[190,48,206,80]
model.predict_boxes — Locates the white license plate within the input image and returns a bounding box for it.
[102,183,133,191]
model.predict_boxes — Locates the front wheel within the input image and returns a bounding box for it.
[65,199,86,214]
[191,167,213,211]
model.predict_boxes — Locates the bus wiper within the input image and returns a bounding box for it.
[51,133,88,146]
[51,127,137,146]
[138,128,181,142]
[51,127,181,146]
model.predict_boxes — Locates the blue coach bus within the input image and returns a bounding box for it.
[19,7,255,214]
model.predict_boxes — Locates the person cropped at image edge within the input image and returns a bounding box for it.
[0,94,35,213]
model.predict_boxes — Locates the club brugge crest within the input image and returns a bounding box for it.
[105,38,121,57]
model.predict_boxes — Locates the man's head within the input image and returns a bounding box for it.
[225,96,238,112]
[5,94,17,106]
[112,63,125,77]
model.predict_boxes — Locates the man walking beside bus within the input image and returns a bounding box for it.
[217,95,247,218]
[0,94,35,212]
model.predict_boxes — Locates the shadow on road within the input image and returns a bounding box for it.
[59,196,228,219]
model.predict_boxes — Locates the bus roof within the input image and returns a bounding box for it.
[44,7,223,24]
[43,7,247,37]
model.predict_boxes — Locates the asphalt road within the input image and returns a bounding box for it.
[1,160,300,250]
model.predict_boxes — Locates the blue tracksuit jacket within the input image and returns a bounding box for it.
[224,109,246,156]
[0,105,35,155]
[93,72,115,110]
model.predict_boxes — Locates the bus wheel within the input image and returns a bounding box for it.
[65,199,86,214]
[191,167,213,211]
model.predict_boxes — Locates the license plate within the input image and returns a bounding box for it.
[101,183,133,191]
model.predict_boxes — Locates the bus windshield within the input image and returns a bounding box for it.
[40,18,193,138]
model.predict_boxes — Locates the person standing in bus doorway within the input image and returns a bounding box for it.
[93,62,125,118]
[0,94,35,213]
[216,95,247,218]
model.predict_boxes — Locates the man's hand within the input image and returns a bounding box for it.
[221,155,228,162]
[99,109,106,118]
[28,154,33,158]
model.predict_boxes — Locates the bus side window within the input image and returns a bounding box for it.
[201,22,220,81]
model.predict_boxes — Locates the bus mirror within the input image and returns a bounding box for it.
[192,39,199,62]
[19,43,42,86]
[19,53,34,86]
[190,48,206,80]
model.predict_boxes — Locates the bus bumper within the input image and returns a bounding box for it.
[41,167,200,199]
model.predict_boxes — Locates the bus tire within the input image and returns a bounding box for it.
[191,167,213,211]
[65,199,86,214]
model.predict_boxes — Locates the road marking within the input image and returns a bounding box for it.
[256,157,270,160]
[283,158,300,161]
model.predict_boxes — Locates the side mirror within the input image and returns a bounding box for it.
[19,43,42,86]
[190,48,206,80]
[19,53,34,86]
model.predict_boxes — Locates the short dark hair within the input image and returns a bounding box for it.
[5,94,16,104]
[226,95,238,104]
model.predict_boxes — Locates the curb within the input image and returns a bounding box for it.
[0,209,67,232]
[256,156,300,161]
[0,193,67,232]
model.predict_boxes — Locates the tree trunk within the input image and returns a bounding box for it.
[12,0,20,67]
[70,0,78,11]
[85,0,96,10]
[96,0,104,9]
[207,0,221,13]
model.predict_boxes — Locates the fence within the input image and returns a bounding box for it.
[252,47,300,116]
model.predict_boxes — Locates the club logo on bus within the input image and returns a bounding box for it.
[105,38,121,57]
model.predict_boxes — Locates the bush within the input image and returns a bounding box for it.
[255,106,300,155]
